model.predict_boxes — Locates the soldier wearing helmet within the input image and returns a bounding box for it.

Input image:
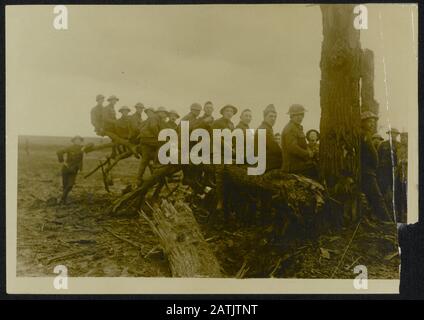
[280,104,316,179]
[115,106,132,140]
[136,107,170,185]
[56,135,86,204]
[360,111,390,221]
[256,104,282,172]
[90,94,105,135]
[179,103,203,132]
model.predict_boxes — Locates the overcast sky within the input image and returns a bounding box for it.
[6,4,418,137]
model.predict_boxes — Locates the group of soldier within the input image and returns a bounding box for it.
[361,111,408,223]
[57,96,320,207]
[55,95,407,224]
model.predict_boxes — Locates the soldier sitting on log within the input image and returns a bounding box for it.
[99,95,139,157]
[114,106,134,153]
[195,101,215,130]
[136,106,170,185]
[236,109,252,131]
[90,94,105,136]
[166,110,180,130]
[179,103,202,132]
[256,104,282,173]
[129,102,145,140]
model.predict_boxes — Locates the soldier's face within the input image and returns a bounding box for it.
[204,104,214,116]
[240,111,252,124]
[157,111,168,120]
[223,108,235,120]
[291,113,304,124]
[146,110,154,118]
[363,119,376,133]
[169,114,178,122]
[110,100,118,107]
[401,135,408,144]
[308,132,318,143]
[390,133,399,142]
[192,109,201,117]
[120,111,130,117]
[264,112,277,126]
[97,97,104,104]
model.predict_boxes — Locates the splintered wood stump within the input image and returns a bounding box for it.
[141,200,222,277]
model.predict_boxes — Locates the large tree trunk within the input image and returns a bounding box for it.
[141,199,223,277]
[360,48,379,116]
[319,5,362,223]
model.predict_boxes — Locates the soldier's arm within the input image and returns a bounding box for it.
[285,130,310,159]
[79,154,84,171]
[56,147,69,163]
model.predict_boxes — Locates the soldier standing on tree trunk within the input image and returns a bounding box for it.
[212,104,237,217]
[101,95,139,157]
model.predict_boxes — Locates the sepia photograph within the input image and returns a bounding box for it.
[5,3,418,294]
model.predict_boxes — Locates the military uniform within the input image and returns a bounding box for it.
[90,95,105,135]
[129,112,143,134]
[211,116,235,131]
[57,138,84,203]
[165,119,178,130]
[361,132,390,220]
[377,139,399,195]
[281,120,314,175]
[236,121,249,130]
[102,103,117,133]
[256,121,282,172]
[90,105,104,135]
[179,111,200,132]
[211,105,238,216]
[137,109,168,185]
[116,110,132,140]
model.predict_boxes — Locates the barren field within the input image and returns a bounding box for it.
[16,136,400,279]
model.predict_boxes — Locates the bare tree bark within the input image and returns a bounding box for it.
[319,5,362,222]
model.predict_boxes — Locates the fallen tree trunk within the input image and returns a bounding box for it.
[141,200,223,277]
[223,166,327,220]
[111,164,327,220]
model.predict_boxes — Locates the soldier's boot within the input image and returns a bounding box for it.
[61,188,71,204]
